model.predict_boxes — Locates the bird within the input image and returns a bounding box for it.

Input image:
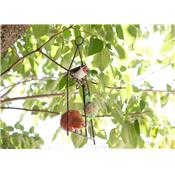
[60,110,85,132]
[70,66,88,81]
[85,102,99,117]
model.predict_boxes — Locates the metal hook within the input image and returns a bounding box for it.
[75,36,84,46]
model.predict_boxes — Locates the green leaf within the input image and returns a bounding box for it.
[74,25,81,38]
[126,85,133,102]
[134,120,140,135]
[121,122,138,147]
[6,126,14,132]
[115,44,126,59]
[132,86,140,93]
[127,25,137,38]
[95,129,107,140]
[32,105,40,115]
[92,48,111,71]
[46,80,57,90]
[71,133,88,148]
[120,66,127,72]
[15,122,24,131]
[29,126,35,133]
[88,37,103,56]
[89,69,98,76]
[58,76,66,90]
[110,105,123,124]
[104,25,114,42]
[115,25,124,40]
[107,128,120,148]
[63,29,71,38]
[160,94,169,107]
[139,100,146,111]
[52,127,61,142]
[161,40,175,53]
[166,84,172,91]
[50,45,59,58]
[151,127,158,138]
[32,25,49,37]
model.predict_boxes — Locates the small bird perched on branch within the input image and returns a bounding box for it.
[60,110,85,132]
[70,66,88,81]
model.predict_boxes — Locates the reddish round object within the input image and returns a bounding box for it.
[60,110,85,132]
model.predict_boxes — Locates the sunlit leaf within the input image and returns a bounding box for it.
[121,122,138,147]
[107,128,120,148]
[52,127,61,142]
[115,44,126,59]
[71,133,88,148]
[92,48,111,71]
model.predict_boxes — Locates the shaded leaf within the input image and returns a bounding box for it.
[32,25,49,37]
[58,76,66,90]
[115,25,124,40]
[15,122,24,131]
[140,100,146,111]
[88,37,103,56]
[127,25,137,38]
[29,126,35,133]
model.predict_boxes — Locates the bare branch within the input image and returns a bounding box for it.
[132,58,172,84]
[0,106,59,115]
[39,49,68,71]
[0,80,21,98]
[0,93,64,104]
[90,80,175,94]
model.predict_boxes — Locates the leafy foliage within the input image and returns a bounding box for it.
[0,120,44,149]
[1,24,175,149]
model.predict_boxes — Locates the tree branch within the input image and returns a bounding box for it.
[0,49,38,76]
[0,106,59,115]
[0,80,21,98]
[38,25,74,49]
[0,25,74,76]
[39,49,68,71]
[0,93,64,104]
[132,57,172,85]
[90,80,175,94]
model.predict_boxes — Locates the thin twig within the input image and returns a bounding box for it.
[132,57,172,84]
[39,49,68,71]
[84,111,151,118]
[0,106,59,115]
[127,110,150,116]
[0,80,21,98]
[38,25,74,49]
[139,89,175,94]
[71,131,93,140]
[0,93,64,104]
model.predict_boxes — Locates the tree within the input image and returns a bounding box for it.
[0,24,175,149]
